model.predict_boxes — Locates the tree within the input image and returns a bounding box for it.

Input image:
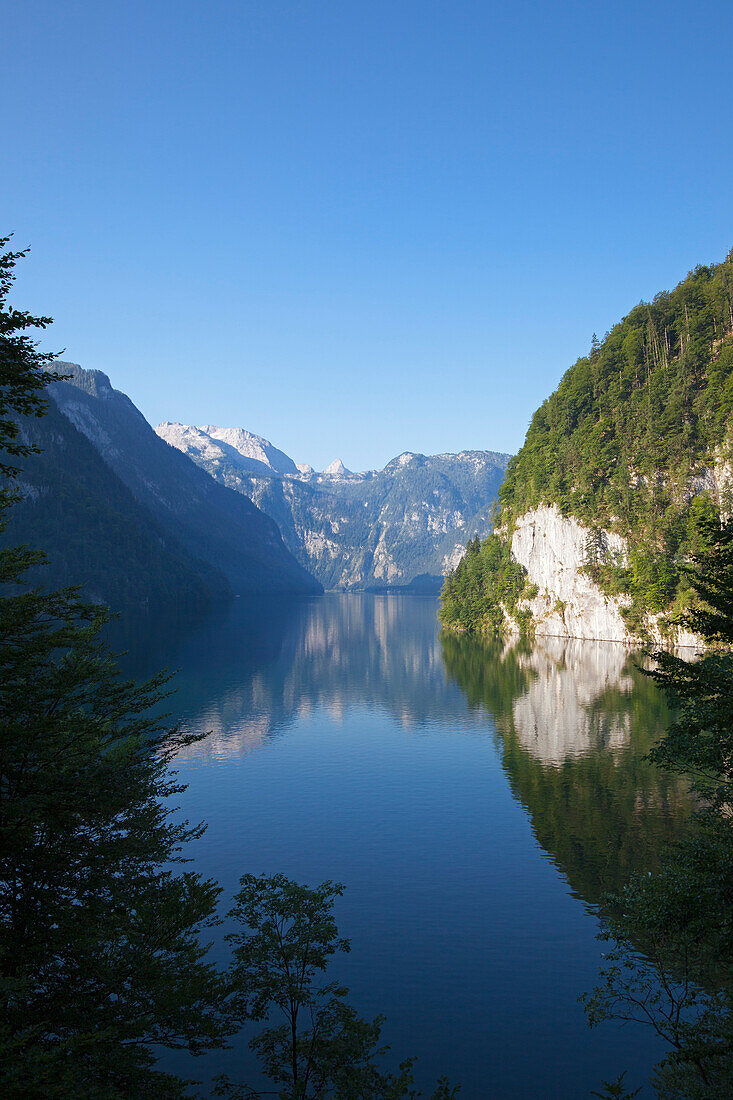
[646,514,733,806]
[0,239,234,1097]
[0,237,58,481]
[1,238,457,1098]
[582,514,733,1097]
[218,873,459,1100]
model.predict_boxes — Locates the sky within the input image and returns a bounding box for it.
[3,0,732,472]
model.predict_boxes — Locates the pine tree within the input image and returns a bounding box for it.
[583,514,733,1097]
[0,239,233,1097]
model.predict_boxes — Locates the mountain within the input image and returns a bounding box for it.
[158,422,298,478]
[440,248,733,644]
[2,398,227,612]
[156,422,510,590]
[30,363,320,600]
[323,458,351,478]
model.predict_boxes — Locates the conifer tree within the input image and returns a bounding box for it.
[583,514,733,1098]
[0,239,233,1097]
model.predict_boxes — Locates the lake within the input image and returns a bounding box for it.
[116,594,689,1098]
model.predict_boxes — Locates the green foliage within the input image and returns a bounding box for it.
[0,236,59,480]
[582,515,733,1097]
[501,250,733,533]
[0,583,233,1097]
[591,1072,642,1099]
[0,240,234,1097]
[439,530,532,635]
[446,249,733,633]
[646,514,733,804]
[219,873,460,1100]
[582,820,733,1098]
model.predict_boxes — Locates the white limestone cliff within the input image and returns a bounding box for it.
[505,504,701,647]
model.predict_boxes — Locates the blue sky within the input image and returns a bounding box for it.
[4,0,732,471]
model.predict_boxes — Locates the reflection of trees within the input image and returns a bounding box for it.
[441,632,692,904]
[117,598,693,908]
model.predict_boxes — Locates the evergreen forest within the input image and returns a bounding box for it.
[442,249,733,635]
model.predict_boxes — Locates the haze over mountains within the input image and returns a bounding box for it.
[3,363,320,609]
[3,362,508,609]
[157,420,509,590]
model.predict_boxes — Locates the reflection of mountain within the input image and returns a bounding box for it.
[441,632,692,903]
[121,598,691,906]
[116,595,470,761]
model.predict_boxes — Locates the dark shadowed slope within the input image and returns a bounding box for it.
[47,363,321,596]
[2,398,228,611]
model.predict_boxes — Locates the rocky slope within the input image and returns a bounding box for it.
[3,398,227,612]
[41,363,321,598]
[441,249,733,645]
[157,421,509,590]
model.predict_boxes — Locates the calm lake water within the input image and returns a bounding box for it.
[117,594,689,1099]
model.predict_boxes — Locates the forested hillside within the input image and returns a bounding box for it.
[49,364,321,597]
[442,249,733,636]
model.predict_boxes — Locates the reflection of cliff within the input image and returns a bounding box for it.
[511,638,634,764]
[441,632,692,903]
[115,595,469,760]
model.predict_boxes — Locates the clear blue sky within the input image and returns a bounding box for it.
[4,0,732,471]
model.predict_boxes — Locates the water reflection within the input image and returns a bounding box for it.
[113,595,468,758]
[116,597,692,908]
[116,595,686,1095]
[441,630,691,903]
[512,638,634,763]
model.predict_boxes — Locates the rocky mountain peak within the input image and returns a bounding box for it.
[51,361,115,400]
[199,425,298,476]
[323,458,350,477]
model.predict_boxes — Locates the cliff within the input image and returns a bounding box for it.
[441,248,733,644]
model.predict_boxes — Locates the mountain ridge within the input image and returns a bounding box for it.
[42,363,322,599]
[156,421,510,589]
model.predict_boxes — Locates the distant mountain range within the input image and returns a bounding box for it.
[3,363,320,610]
[4,361,509,608]
[157,421,510,590]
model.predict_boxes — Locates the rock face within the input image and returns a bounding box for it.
[506,505,701,646]
[323,458,351,478]
[509,505,630,642]
[158,422,299,477]
[47,364,321,596]
[157,422,510,590]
